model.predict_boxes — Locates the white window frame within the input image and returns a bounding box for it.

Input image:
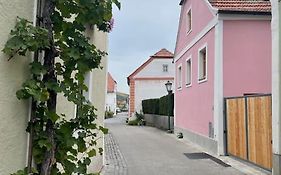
[198,44,208,83]
[163,64,168,72]
[177,64,182,90]
[186,56,192,87]
[186,7,192,35]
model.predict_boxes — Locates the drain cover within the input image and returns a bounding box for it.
[184,152,210,159]
[184,152,231,167]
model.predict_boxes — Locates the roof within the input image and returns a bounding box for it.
[209,0,271,13]
[107,73,117,93]
[180,0,271,14]
[127,48,173,85]
[152,48,174,58]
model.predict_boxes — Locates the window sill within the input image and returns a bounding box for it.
[186,83,192,88]
[198,78,207,84]
[186,29,192,36]
[177,87,182,91]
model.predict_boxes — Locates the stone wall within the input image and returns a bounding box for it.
[144,114,174,130]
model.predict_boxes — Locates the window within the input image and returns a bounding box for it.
[163,64,168,72]
[178,65,182,89]
[187,9,192,34]
[198,46,207,82]
[186,58,192,86]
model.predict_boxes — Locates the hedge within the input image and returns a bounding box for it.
[142,93,174,116]
[159,93,174,116]
[142,98,159,114]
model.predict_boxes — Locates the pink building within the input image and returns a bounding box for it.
[174,0,271,155]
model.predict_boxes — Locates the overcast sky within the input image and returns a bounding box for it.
[108,0,181,94]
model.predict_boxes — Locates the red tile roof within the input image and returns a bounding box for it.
[152,48,174,58]
[107,73,117,93]
[127,48,174,85]
[208,0,271,13]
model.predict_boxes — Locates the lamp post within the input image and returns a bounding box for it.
[165,81,173,133]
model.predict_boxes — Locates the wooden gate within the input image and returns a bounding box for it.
[225,95,272,170]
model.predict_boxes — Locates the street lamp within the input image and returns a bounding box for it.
[165,81,173,133]
[165,81,172,94]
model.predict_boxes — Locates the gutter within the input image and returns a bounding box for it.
[218,10,271,16]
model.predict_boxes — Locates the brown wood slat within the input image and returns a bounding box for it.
[226,98,247,160]
[247,96,272,170]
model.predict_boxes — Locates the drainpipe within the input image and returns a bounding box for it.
[271,1,281,175]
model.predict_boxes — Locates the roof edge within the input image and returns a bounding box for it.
[179,0,185,5]
[127,56,154,85]
[218,10,271,16]
[151,55,174,58]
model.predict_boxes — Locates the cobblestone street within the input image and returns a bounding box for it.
[103,132,128,175]
[102,113,248,175]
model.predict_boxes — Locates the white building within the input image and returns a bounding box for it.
[106,73,117,115]
[127,48,175,117]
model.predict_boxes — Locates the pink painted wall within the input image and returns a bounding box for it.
[175,0,214,55]
[223,20,272,97]
[175,29,215,137]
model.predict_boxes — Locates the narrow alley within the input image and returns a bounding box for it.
[102,113,245,175]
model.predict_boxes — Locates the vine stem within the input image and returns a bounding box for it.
[40,0,57,174]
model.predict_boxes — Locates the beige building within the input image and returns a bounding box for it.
[0,0,108,174]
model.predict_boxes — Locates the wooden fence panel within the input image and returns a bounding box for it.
[247,96,272,170]
[226,98,247,160]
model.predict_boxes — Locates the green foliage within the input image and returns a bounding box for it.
[159,93,174,116]
[135,112,144,120]
[105,111,114,119]
[127,112,145,126]
[2,0,120,174]
[11,167,38,175]
[127,117,145,126]
[142,94,174,116]
[127,119,139,126]
[142,98,159,115]
[2,18,50,60]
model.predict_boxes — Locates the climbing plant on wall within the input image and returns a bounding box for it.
[2,0,120,174]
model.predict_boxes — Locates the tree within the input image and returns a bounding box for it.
[2,0,120,174]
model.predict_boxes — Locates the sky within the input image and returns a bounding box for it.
[108,0,181,94]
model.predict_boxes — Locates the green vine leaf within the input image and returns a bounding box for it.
[3,0,121,174]
[46,111,60,123]
[99,126,109,134]
[30,62,47,75]
[2,18,49,60]
[88,149,96,157]
[113,0,121,9]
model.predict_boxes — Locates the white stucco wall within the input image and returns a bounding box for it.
[106,92,117,114]
[134,58,175,78]
[135,80,175,113]
[57,27,108,174]
[87,28,108,173]
[0,0,35,174]
[132,58,175,113]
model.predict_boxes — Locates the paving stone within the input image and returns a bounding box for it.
[102,132,128,175]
